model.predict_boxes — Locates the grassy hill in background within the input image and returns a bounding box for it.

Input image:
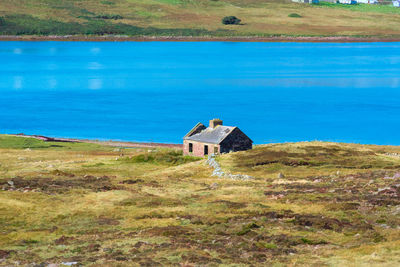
[1,0,400,37]
[1,135,400,265]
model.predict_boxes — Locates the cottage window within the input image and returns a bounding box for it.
[214,147,218,154]
[189,143,193,153]
[204,145,208,155]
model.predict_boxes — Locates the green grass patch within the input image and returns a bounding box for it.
[0,135,107,151]
[0,14,230,36]
[301,237,313,244]
[256,242,277,249]
[82,162,106,167]
[94,14,123,20]
[315,2,400,14]
[119,150,200,166]
[288,13,302,18]
[135,10,161,19]
[154,0,183,5]
[101,0,115,5]
[237,222,260,236]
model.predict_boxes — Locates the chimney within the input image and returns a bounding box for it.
[209,118,223,128]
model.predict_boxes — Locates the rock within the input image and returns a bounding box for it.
[61,262,78,266]
[231,174,241,180]
[379,224,390,229]
[336,171,340,175]
[210,183,219,189]
[278,173,285,178]
[24,148,31,151]
[385,172,400,179]
[393,206,400,215]
[242,175,253,180]
[377,187,391,193]
[7,180,14,186]
[207,154,252,180]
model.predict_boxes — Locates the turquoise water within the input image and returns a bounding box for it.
[1,41,400,144]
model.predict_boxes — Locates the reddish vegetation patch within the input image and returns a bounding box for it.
[233,146,400,170]
[0,250,11,259]
[145,226,194,237]
[120,179,144,184]
[0,175,120,193]
[293,214,350,232]
[86,243,101,252]
[262,170,400,206]
[54,236,75,245]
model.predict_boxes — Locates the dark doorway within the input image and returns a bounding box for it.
[204,145,208,155]
[189,143,193,153]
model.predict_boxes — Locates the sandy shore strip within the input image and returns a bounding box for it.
[9,134,182,149]
[1,35,400,42]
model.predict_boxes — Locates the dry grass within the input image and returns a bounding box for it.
[1,136,400,265]
[220,141,400,178]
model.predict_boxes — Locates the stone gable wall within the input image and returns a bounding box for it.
[220,128,252,153]
[183,140,220,157]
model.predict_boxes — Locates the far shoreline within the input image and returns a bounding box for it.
[4,134,400,149]
[1,35,400,43]
[6,133,183,149]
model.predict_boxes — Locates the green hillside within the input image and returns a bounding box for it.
[1,0,400,37]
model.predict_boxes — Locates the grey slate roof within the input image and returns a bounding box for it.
[184,125,236,144]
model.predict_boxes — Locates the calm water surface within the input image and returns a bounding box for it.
[1,41,400,144]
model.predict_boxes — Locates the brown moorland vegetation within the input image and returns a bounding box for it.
[1,136,400,265]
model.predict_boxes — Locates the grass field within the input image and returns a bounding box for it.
[1,0,400,37]
[1,135,400,265]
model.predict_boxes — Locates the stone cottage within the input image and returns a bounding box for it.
[183,119,253,156]
[292,0,319,4]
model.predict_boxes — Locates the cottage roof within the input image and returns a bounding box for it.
[183,122,206,138]
[184,125,236,144]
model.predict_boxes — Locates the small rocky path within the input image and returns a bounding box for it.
[206,154,253,180]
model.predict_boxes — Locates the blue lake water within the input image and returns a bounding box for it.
[1,41,400,145]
